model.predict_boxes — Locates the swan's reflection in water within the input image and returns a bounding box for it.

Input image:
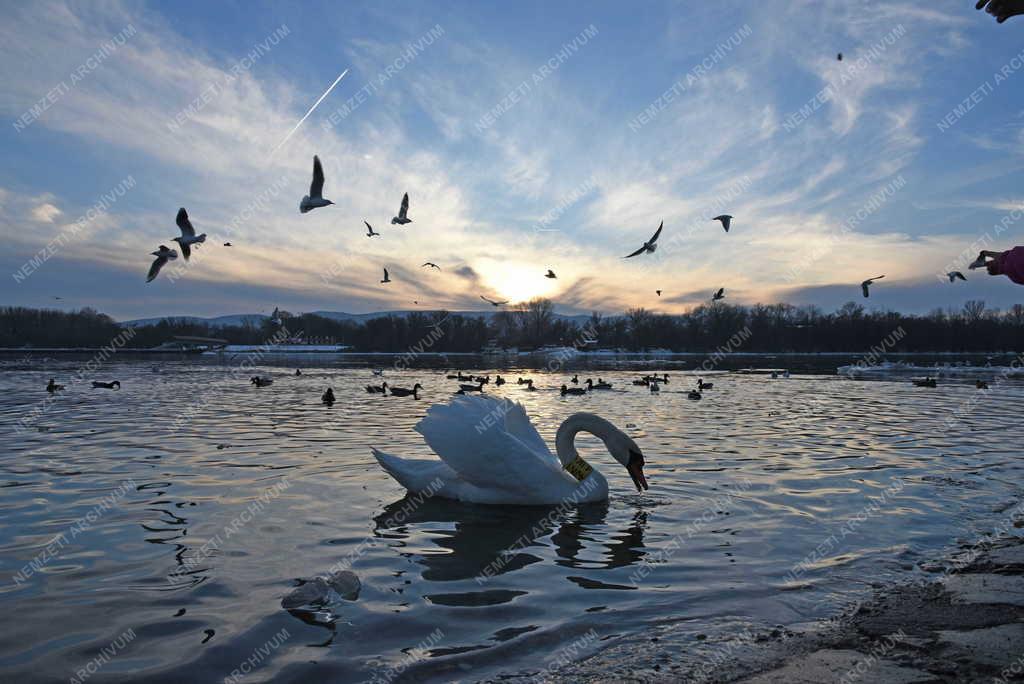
[372,496,648,603]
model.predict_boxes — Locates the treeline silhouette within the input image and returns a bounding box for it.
[1,299,1022,353]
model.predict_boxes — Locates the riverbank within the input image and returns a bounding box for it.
[548,535,1024,683]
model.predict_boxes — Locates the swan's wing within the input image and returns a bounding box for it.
[310,155,325,198]
[176,208,195,236]
[414,396,560,492]
[500,400,555,460]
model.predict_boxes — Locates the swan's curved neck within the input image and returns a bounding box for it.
[555,413,621,467]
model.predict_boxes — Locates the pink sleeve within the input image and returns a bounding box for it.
[1002,247,1024,285]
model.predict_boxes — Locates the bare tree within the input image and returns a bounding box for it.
[524,297,555,346]
[963,300,986,324]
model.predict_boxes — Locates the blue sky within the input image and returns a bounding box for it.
[1,0,1023,320]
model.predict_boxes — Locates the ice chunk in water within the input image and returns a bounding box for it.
[281,570,361,610]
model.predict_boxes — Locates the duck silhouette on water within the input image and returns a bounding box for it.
[366,382,388,394]
[389,384,422,399]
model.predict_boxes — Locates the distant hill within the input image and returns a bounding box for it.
[121,310,598,328]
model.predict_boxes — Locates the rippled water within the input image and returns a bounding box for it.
[1,357,1022,683]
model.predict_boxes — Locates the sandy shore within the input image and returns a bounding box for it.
[545,535,1024,683]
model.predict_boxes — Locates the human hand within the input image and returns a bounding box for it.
[976,0,1024,23]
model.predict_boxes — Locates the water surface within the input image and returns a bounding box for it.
[1,357,1021,682]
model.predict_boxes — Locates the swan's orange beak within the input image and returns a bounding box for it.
[627,451,648,491]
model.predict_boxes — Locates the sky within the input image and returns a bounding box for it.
[1,0,1023,321]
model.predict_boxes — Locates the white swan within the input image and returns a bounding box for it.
[371,395,648,505]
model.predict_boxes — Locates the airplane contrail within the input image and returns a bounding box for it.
[270,68,349,156]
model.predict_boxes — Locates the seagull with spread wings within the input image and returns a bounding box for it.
[712,215,733,232]
[623,221,663,258]
[365,221,379,237]
[712,287,725,301]
[545,269,557,279]
[299,155,333,213]
[480,295,508,307]
[381,268,391,284]
[947,271,967,283]
[392,193,412,225]
[173,208,206,260]
[861,275,885,298]
[422,262,440,270]
[146,245,178,282]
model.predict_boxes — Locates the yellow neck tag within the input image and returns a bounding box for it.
[564,455,593,482]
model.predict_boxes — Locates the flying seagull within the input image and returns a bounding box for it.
[861,275,885,298]
[837,52,843,61]
[223,242,232,247]
[300,156,333,213]
[545,269,557,279]
[364,221,379,237]
[712,287,725,301]
[422,262,440,270]
[712,215,733,232]
[381,268,391,284]
[623,221,663,258]
[480,295,508,307]
[656,290,662,296]
[146,245,178,282]
[174,208,207,260]
[392,193,412,225]
[947,271,967,282]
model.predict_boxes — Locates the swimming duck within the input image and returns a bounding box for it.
[372,368,384,376]
[632,378,650,386]
[913,377,937,388]
[586,378,613,390]
[322,388,336,404]
[571,374,579,385]
[697,378,713,390]
[91,381,121,390]
[495,375,506,386]
[389,384,423,399]
[295,369,302,376]
[251,376,273,387]
[687,390,702,400]
[523,379,538,391]
[459,381,486,393]
[976,380,989,390]
[46,378,64,393]
[650,382,660,393]
[472,375,490,385]
[517,377,531,385]
[366,382,388,394]
[561,384,587,396]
